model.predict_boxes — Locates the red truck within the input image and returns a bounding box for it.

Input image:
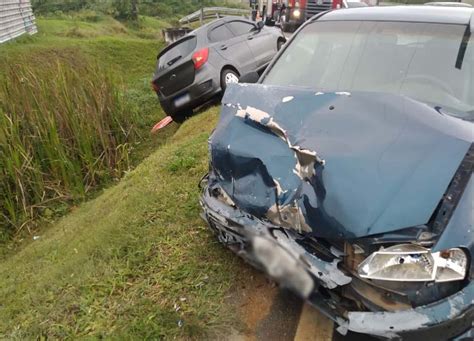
[275,0,368,32]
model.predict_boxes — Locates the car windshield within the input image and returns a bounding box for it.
[263,21,474,120]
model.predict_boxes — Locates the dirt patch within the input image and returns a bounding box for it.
[227,260,279,340]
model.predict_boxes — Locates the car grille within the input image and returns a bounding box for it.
[305,0,332,19]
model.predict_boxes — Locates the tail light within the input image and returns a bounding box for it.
[192,48,209,70]
[288,0,295,7]
[299,0,306,8]
[151,81,160,93]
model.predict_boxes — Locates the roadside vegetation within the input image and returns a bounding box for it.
[0,8,246,338]
[1,0,247,240]
[0,14,173,239]
[31,0,246,21]
[0,108,241,339]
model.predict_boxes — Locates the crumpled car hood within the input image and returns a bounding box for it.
[209,83,473,239]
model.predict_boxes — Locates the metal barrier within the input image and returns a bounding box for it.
[0,0,37,44]
[179,6,250,24]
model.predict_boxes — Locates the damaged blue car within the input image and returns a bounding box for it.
[200,5,474,340]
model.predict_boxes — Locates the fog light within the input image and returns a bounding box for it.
[358,244,467,282]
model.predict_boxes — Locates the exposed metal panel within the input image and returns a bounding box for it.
[0,0,37,44]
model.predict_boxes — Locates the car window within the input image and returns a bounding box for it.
[228,21,255,36]
[263,21,474,119]
[209,24,234,42]
[157,36,197,71]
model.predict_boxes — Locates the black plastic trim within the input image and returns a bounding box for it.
[432,143,474,235]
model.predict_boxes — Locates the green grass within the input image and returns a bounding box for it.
[0,16,177,237]
[0,108,241,339]
[0,15,244,338]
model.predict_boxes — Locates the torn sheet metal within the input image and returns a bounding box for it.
[209,83,473,239]
[201,192,351,295]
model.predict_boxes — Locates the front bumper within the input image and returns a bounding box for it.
[200,185,474,340]
[281,8,306,32]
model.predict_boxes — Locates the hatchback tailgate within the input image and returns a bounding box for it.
[156,60,195,97]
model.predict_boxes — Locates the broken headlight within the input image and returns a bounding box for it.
[358,244,467,282]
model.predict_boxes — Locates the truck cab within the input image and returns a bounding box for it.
[279,0,370,32]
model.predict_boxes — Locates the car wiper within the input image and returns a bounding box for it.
[167,55,182,67]
[455,25,471,70]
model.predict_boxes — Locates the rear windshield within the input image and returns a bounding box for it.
[263,21,474,120]
[157,36,197,71]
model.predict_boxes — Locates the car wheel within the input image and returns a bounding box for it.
[277,39,285,51]
[221,69,239,92]
[171,109,193,123]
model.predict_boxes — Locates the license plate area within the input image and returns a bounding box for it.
[174,93,191,108]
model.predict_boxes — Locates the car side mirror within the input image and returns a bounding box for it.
[239,71,259,84]
[256,20,265,31]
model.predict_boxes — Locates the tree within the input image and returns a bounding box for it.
[130,0,138,21]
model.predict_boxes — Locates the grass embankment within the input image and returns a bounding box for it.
[0,15,176,239]
[0,15,243,338]
[0,108,241,339]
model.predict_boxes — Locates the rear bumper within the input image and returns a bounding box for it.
[199,183,474,340]
[157,64,220,117]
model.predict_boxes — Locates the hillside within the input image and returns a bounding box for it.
[0,14,174,238]
[31,0,247,20]
[0,12,248,339]
[0,108,244,338]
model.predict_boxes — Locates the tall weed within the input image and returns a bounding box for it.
[0,51,136,236]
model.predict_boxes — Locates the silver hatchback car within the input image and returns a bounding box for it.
[152,17,286,120]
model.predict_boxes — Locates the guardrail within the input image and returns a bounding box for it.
[0,0,37,44]
[179,6,250,24]
[162,27,193,45]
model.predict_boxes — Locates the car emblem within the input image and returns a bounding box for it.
[317,0,323,4]
[170,74,176,80]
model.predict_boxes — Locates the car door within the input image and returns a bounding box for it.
[208,23,256,74]
[227,20,276,69]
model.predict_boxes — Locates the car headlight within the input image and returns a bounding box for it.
[358,244,468,282]
[293,9,301,18]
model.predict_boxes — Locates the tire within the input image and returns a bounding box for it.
[221,68,239,92]
[171,109,193,123]
[282,22,296,33]
[277,39,285,51]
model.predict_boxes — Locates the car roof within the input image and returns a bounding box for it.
[315,5,473,25]
[425,2,472,7]
[188,16,254,45]
[193,16,252,32]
